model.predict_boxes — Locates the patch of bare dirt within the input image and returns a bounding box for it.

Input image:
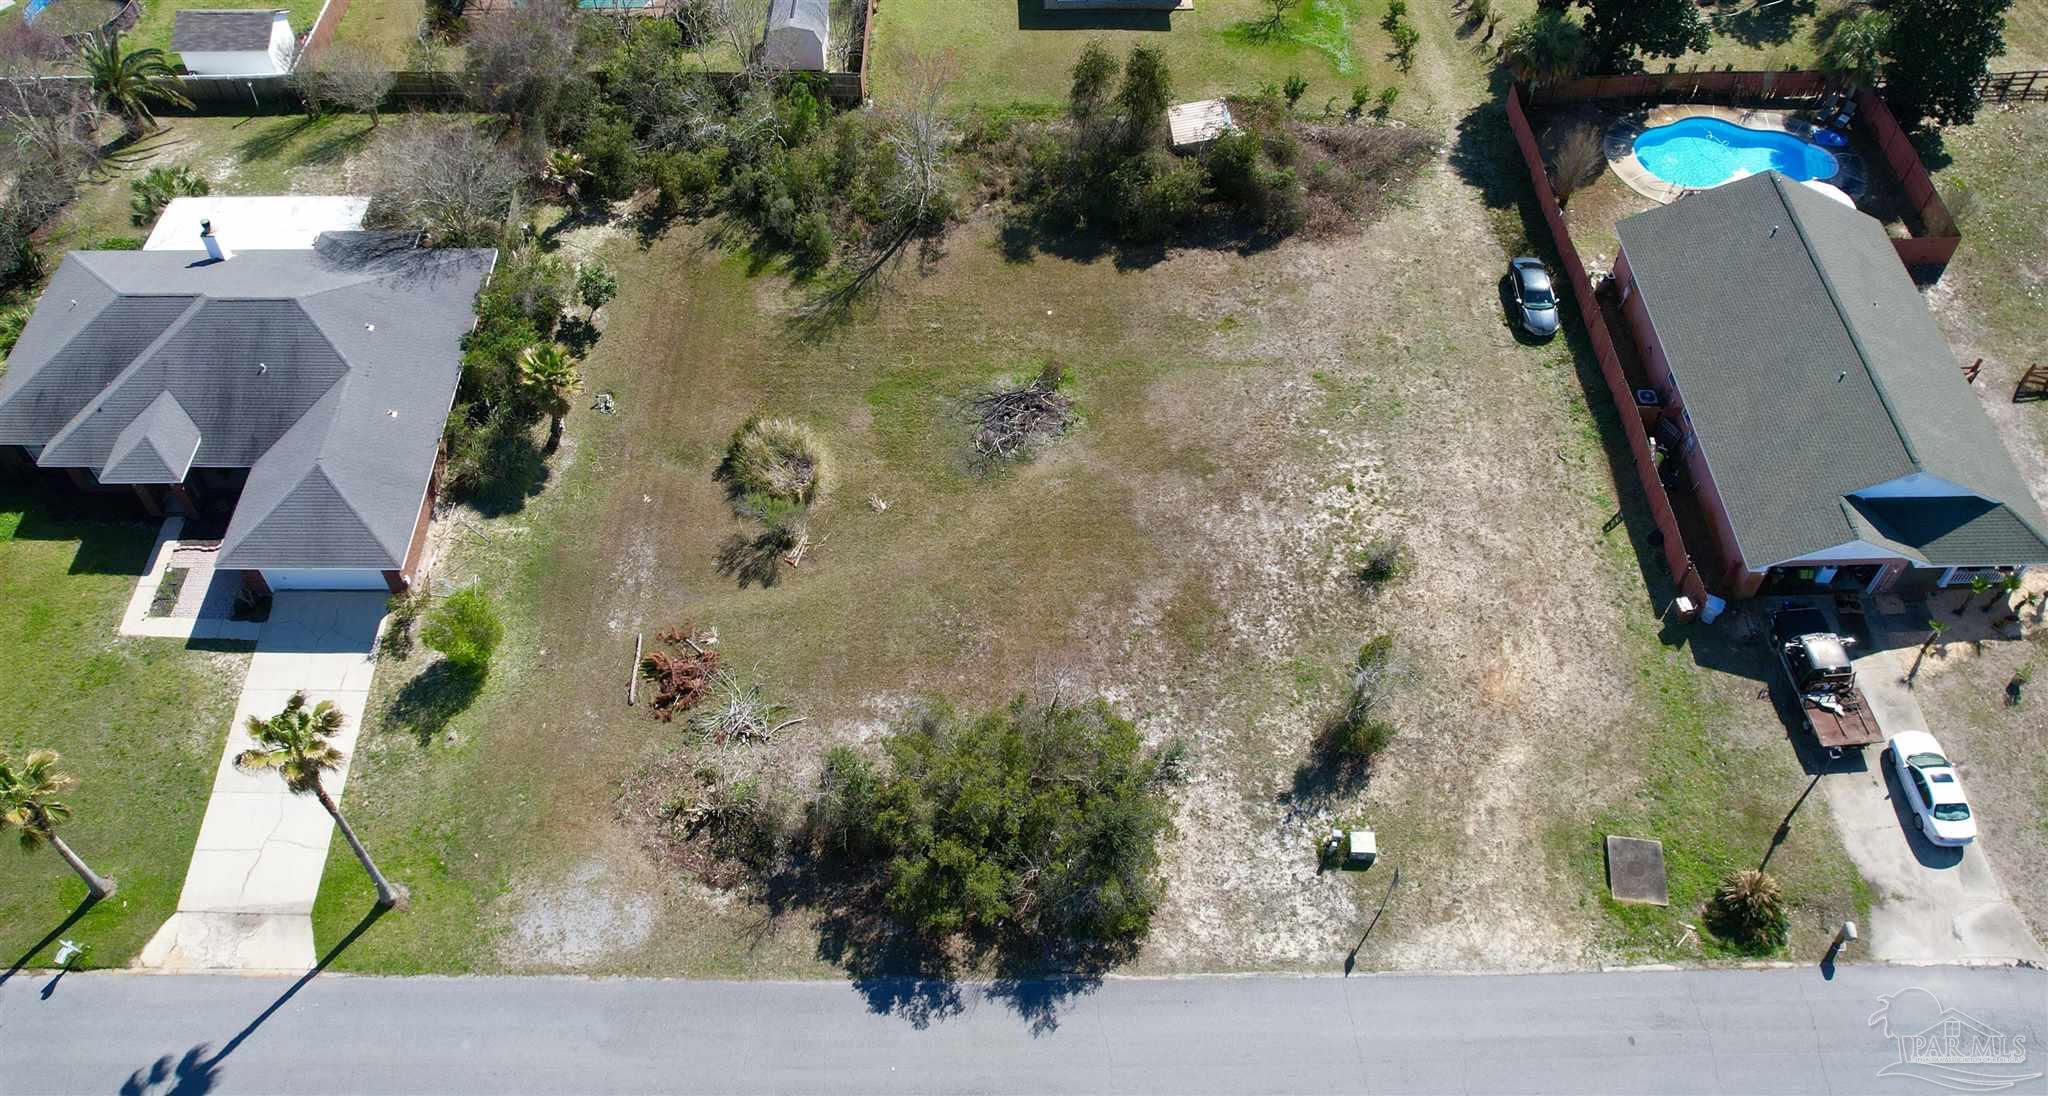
[495,843,660,969]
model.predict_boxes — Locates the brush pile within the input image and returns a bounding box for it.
[641,625,718,720]
[971,361,1074,463]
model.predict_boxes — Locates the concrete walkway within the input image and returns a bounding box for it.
[138,593,387,973]
[1824,631,2046,965]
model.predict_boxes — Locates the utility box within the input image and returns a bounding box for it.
[1346,829,1377,868]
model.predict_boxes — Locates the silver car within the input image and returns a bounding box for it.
[1508,257,1559,339]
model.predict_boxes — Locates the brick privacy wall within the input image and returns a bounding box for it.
[1506,83,1714,610]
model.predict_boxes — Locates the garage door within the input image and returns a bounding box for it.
[261,568,390,592]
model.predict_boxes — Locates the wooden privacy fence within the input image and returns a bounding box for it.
[1851,86,1959,266]
[1973,69,2048,104]
[1526,68,1828,106]
[1504,84,1712,611]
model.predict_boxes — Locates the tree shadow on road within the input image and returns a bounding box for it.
[117,905,388,1096]
[0,896,98,987]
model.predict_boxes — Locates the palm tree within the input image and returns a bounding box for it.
[1501,11,1584,85]
[1984,573,2022,613]
[74,30,192,139]
[518,343,581,453]
[1817,9,1890,93]
[0,750,116,899]
[543,149,589,203]
[1919,617,1947,656]
[1962,574,1992,614]
[236,692,407,909]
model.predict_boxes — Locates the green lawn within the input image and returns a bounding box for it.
[329,0,428,66]
[872,0,1414,112]
[0,492,248,973]
[39,114,384,255]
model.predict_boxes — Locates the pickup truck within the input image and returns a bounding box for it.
[1769,605,1882,752]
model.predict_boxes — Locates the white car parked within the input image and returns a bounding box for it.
[1887,731,1977,847]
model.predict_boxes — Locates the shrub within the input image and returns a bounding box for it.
[577,261,618,312]
[380,588,427,660]
[1708,868,1789,950]
[1349,84,1372,118]
[1381,0,1407,31]
[651,146,727,213]
[1322,635,1400,763]
[575,114,642,201]
[1375,86,1401,117]
[94,235,144,250]
[1283,73,1309,108]
[1356,537,1409,587]
[1391,24,1419,69]
[1550,123,1606,205]
[720,417,828,506]
[0,307,29,360]
[811,696,1176,943]
[420,587,503,674]
[128,165,210,227]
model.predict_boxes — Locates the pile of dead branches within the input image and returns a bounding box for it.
[641,625,719,720]
[971,362,1075,463]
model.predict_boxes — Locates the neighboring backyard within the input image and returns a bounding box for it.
[0,493,248,971]
[125,0,326,64]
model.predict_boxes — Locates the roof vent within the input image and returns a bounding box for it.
[386,409,399,418]
[1769,225,1779,238]
[257,362,268,375]
[364,323,375,332]
[199,219,232,263]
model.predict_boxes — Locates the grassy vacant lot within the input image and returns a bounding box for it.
[874,0,1415,113]
[41,113,388,253]
[330,0,429,65]
[306,0,1867,978]
[0,493,248,972]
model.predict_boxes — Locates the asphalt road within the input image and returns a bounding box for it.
[3,964,2043,1094]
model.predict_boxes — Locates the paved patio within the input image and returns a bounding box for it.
[138,592,388,973]
[116,517,262,642]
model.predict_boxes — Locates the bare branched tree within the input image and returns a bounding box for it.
[462,0,581,134]
[364,117,525,246]
[1549,123,1605,206]
[686,0,769,73]
[0,40,107,282]
[298,43,396,127]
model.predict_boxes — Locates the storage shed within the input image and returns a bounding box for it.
[172,9,296,76]
[761,0,829,72]
[1167,98,1234,151]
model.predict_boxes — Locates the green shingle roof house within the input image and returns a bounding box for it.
[1612,171,2048,600]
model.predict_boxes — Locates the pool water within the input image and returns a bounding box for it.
[1633,117,1839,189]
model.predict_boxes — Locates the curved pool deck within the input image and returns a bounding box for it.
[1603,104,1867,205]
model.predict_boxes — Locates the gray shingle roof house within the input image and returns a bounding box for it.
[0,237,496,591]
[1613,171,2048,599]
[172,9,295,76]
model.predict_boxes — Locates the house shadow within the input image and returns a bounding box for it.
[2,491,158,576]
[1016,0,1172,32]
[117,905,388,1096]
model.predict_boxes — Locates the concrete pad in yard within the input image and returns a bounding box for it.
[1605,836,1669,905]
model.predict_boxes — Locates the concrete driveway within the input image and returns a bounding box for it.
[137,592,387,973]
[1823,634,2046,964]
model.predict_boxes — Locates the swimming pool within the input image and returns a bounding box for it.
[1632,117,1838,189]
